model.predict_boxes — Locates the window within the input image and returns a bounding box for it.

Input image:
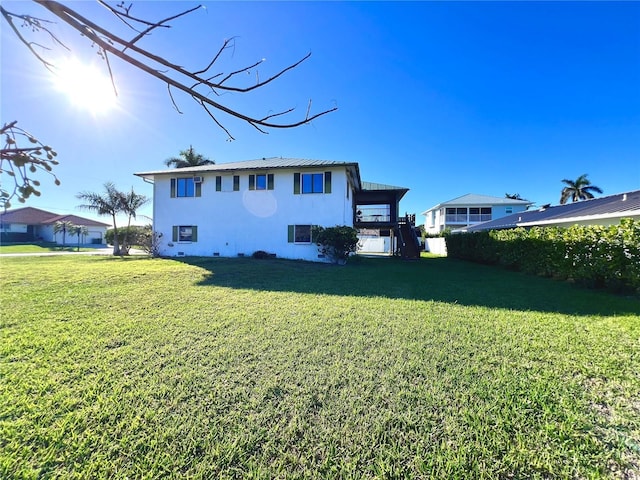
[293,172,332,194]
[172,225,198,242]
[505,207,513,214]
[356,204,391,222]
[302,173,323,193]
[287,225,312,243]
[249,173,274,190]
[214,175,241,192]
[170,177,201,197]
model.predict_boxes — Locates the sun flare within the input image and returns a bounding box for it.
[53,58,117,113]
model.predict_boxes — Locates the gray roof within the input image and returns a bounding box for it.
[461,190,640,232]
[361,181,409,192]
[422,193,533,214]
[135,157,371,191]
[135,157,360,176]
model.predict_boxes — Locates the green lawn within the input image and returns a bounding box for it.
[1,255,639,479]
[0,243,96,254]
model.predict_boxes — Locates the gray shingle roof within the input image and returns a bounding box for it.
[462,190,640,232]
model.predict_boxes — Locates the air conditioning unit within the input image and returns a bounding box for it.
[193,176,203,183]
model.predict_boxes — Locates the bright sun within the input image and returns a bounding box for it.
[53,58,117,113]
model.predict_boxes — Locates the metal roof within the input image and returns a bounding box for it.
[361,181,408,192]
[461,190,640,232]
[136,157,359,175]
[135,157,365,191]
[422,193,533,214]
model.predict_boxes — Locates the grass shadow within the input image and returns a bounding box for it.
[175,255,640,317]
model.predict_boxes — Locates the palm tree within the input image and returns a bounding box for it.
[53,220,74,246]
[164,146,214,168]
[560,174,603,204]
[120,188,149,254]
[69,224,89,251]
[76,182,124,255]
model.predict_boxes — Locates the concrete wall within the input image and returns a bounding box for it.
[358,236,391,254]
[152,167,354,262]
[424,237,447,256]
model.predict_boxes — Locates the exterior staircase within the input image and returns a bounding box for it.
[396,215,421,259]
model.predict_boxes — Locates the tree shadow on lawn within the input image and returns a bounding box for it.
[175,255,640,317]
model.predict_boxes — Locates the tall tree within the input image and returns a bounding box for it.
[120,188,150,254]
[76,182,124,255]
[164,146,214,169]
[560,174,603,204]
[53,220,74,246]
[505,193,523,200]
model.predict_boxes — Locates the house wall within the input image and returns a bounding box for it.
[424,204,529,234]
[152,167,355,261]
[51,226,106,245]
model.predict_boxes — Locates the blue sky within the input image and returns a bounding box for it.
[2,1,639,225]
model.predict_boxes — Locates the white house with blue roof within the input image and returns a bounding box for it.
[421,193,534,235]
[135,158,417,261]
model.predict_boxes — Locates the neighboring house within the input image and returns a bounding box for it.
[0,207,109,244]
[135,157,417,261]
[422,194,533,235]
[460,190,640,232]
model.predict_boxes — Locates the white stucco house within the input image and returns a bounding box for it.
[135,157,418,261]
[421,193,534,235]
[0,207,109,244]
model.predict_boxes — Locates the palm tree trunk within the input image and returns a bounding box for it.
[111,214,120,255]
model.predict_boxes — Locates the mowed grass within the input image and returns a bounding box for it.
[1,255,639,479]
[0,243,95,254]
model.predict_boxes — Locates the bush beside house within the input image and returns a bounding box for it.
[445,218,640,292]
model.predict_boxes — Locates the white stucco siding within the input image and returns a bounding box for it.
[5,223,28,233]
[152,168,354,261]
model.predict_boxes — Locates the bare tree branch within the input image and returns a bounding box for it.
[0,5,67,72]
[5,0,336,140]
[1,1,337,201]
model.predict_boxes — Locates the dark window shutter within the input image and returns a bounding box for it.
[195,182,202,197]
[249,175,255,190]
[172,226,178,242]
[267,174,274,190]
[287,225,294,243]
[191,226,198,242]
[170,178,176,198]
[293,173,300,194]
[324,171,332,194]
[216,176,222,191]
[233,175,240,191]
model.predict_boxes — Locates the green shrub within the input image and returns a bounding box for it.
[252,250,275,259]
[312,225,359,264]
[446,219,640,292]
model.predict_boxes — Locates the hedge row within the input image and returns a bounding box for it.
[445,218,640,292]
